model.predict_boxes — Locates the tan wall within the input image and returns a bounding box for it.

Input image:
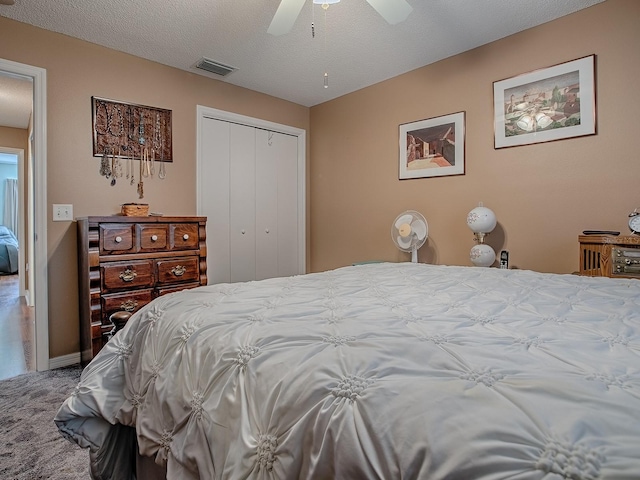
[0,125,28,150]
[310,0,640,274]
[0,17,310,358]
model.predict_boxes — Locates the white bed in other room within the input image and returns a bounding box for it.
[56,263,640,479]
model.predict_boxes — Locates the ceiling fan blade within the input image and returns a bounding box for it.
[267,0,307,36]
[366,0,413,25]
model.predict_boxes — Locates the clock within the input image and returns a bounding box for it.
[629,209,640,234]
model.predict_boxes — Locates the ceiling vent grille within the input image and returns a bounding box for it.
[195,58,237,77]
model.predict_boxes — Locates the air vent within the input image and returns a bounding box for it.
[194,58,237,77]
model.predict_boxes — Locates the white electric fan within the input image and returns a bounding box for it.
[391,210,428,263]
[268,0,413,36]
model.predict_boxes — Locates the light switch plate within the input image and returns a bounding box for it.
[53,204,73,221]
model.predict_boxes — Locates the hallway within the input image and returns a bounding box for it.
[0,274,34,380]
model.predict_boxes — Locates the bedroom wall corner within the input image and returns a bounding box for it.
[309,0,640,274]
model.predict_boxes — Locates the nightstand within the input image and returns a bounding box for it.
[578,235,640,278]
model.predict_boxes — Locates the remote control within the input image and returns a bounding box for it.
[582,230,620,236]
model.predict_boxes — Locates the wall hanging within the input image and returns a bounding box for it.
[493,54,596,149]
[92,96,172,197]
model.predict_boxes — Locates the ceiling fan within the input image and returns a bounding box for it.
[268,0,413,36]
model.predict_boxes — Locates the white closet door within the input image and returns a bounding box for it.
[275,132,299,278]
[255,129,279,280]
[229,123,257,283]
[200,118,231,284]
[198,107,305,285]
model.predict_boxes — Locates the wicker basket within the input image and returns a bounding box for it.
[121,203,149,216]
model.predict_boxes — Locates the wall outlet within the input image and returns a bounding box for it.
[53,204,73,221]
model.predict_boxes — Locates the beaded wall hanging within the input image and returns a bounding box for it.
[92,96,172,197]
[92,96,172,161]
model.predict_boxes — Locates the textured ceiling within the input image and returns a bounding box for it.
[0,0,604,126]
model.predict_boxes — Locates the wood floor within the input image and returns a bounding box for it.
[0,274,35,381]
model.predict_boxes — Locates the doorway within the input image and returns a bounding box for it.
[0,57,49,373]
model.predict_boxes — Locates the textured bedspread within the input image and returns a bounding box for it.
[55,263,640,479]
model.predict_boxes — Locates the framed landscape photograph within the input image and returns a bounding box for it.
[399,111,465,180]
[493,55,596,149]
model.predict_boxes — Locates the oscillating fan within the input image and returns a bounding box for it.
[391,210,428,263]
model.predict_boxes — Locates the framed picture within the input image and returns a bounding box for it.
[399,111,465,180]
[493,55,596,149]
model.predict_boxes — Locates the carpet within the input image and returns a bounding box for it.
[0,365,90,479]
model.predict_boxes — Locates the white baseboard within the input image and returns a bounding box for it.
[48,352,81,370]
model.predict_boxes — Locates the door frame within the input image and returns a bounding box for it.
[0,58,49,371]
[195,106,306,279]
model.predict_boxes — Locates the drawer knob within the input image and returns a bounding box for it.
[115,236,122,243]
[241,230,245,235]
[171,265,186,276]
[119,268,137,282]
[120,299,138,312]
[151,234,158,242]
[265,229,270,234]
[183,234,189,240]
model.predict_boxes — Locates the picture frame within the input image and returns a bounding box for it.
[399,111,465,180]
[493,55,596,149]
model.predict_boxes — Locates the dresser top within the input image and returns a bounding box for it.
[77,215,207,223]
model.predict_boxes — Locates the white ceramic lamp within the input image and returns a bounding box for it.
[466,203,497,267]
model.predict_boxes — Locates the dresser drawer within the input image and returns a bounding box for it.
[156,282,201,297]
[139,224,168,251]
[156,256,200,285]
[78,215,207,364]
[100,224,135,254]
[170,223,199,250]
[102,260,154,292]
[102,289,153,318]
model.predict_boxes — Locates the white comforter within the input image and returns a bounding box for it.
[55,263,640,479]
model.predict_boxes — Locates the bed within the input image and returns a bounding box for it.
[55,262,640,479]
[0,225,18,274]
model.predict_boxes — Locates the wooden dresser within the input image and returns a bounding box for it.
[77,216,207,364]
